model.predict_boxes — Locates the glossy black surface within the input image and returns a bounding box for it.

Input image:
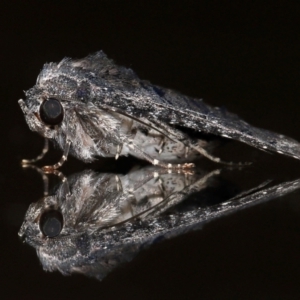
[2,1,300,299]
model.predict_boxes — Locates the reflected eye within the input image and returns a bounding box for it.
[40,98,64,125]
[40,210,63,238]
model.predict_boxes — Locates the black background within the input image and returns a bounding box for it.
[2,1,300,299]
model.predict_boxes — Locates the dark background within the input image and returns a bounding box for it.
[2,1,300,299]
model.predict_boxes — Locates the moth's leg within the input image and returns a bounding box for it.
[150,120,222,163]
[185,146,190,158]
[21,164,68,196]
[189,144,222,163]
[126,141,195,169]
[115,144,123,160]
[147,119,246,165]
[189,143,251,166]
[145,120,223,164]
[43,168,69,197]
[145,169,221,218]
[157,139,167,154]
[150,119,248,165]
[22,164,50,196]
[115,175,123,191]
[42,140,71,171]
[21,139,49,165]
[157,177,166,197]
[59,171,70,198]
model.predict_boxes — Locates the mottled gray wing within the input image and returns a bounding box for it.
[164,97,300,159]
[74,52,300,160]
[64,51,300,159]
[104,84,300,160]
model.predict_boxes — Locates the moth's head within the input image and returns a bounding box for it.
[18,195,64,247]
[18,57,92,139]
[18,170,115,248]
[18,195,91,272]
[18,172,78,246]
[18,90,64,139]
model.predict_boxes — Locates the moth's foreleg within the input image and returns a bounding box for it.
[42,140,71,171]
[21,163,67,196]
[21,163,50,196]
[21,139,49,165]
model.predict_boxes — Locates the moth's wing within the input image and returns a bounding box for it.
[129,77,300,159]
[104,86,300,160]
[165,99,300,160]
[70,51,137,82]
[71,52,300,160]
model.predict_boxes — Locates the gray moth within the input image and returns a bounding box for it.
[19,167,219,279]
[19,167,300,280]
[18,51,300,169]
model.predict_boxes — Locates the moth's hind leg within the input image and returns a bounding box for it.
[126,141,195,169]
[145,119,239,166]
[188,142,251,166]
[21,139,49,165]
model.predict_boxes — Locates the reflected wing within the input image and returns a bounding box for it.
[37,177,300,280]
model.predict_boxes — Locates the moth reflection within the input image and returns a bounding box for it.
[19,167,300,280]
[19,167,218,246]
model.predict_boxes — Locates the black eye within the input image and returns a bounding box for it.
[40,98,64,125]
[40,210,63,238]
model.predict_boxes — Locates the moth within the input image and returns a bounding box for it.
[19,51,300,170]
[19,167,300,280]
[19,167,217,241]
[18,167,219,278]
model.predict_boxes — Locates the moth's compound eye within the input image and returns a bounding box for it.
[39,210,63,238]
[40,98,64,125]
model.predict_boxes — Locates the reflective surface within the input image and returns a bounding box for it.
[19,168,300,280]
[2,1,300,299]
